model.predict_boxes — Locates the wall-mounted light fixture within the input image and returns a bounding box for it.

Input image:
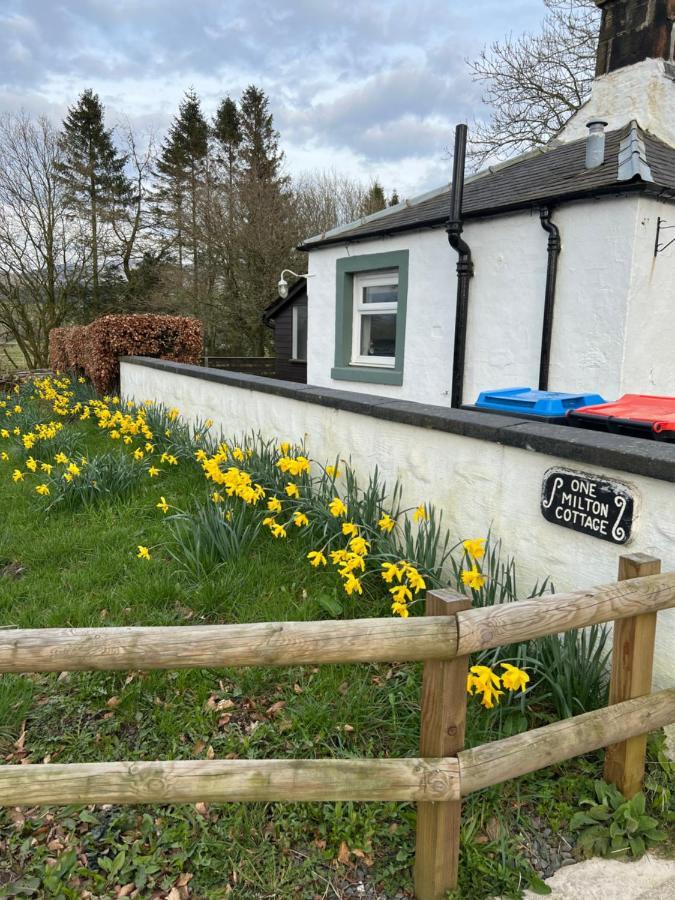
[278,269,311,299]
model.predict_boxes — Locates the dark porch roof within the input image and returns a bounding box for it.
[299,123,675,251]
[262,277,307,325]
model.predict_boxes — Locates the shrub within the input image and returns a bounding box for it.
[48,315,202,393]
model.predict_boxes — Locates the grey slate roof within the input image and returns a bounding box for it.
[299,123,675,251]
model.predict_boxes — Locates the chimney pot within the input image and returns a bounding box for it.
[586,119,608,168]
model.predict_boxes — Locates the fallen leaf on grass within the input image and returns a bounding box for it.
[266,701,286,716]
[337,841,351,865]
[194,803,209,816]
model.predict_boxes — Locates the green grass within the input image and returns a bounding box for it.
[0,342,26,373]
[0,387,670,899]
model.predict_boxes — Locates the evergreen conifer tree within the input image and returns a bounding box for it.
[154,90,208,314]
[57,89,130,313]
[236,85,294,354]
[360,180,386,216]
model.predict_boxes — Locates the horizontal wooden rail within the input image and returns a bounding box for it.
[2,572,673,675]
[0,617,458,673]
[456,571,675,655]
[457,689,675,796]
[0,757,460,806]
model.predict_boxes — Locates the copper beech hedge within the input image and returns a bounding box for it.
[49,315,203,394]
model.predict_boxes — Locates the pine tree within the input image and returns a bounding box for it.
[360,180,386,216]
[154,90,208,314]
[236,86,295,355]
[389,189,400,206]
[208,97,243,350]
[57,89,130,314]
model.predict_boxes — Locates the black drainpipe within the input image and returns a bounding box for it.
[447,124,474,408]
[538,206,561,392]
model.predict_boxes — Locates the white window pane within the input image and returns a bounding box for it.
[360,314,396,357]
[363,284,398,304]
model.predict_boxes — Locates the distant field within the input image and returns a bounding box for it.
[0,341,26,371]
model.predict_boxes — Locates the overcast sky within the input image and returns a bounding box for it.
[1,0,548,197]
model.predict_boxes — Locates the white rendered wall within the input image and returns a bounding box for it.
[307,195,650,406]
[620,196,675,393]
[121,360,675,689]
[307,231,456,404]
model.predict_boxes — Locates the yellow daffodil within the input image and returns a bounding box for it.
[195,449,207,461]
[40,462,53,474]
[123,436,133,445]
[307,550,327,567]
[461,565,486,591]
[500,663,530,693]
[211,491,223,503]
[293,511,309,527]
[405,565,427,593]
[390,584,413,605]
[12,469,24,482]
[204,419,213,429]
[270,522,287,539]
[279,441,291,455]
[54,452,69,465]
[0,452,7,461]
[148,466,160,477]
[391,601,410,618]
[330,549,348,565]
[329,497,347,517]
[463,538,486,560]
[349,536,370,556]
[137,545,151,560]
[285,482,299,498]
[343,573,363,596]
[134,448,145,461]
[145,442,155,453]
[156,497,169,514]
[413,503,427,522]
[341,521,358,538]
[377,513,396,533]
[232,447,245,462]
[267,496,282,513]
[326,465,340,478]
[67,463,80,476]
[35,484,50,496]
[25,456,37,472]
[381,562,404,583]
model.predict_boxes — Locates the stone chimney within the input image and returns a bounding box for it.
[556,0,675,146]
[595,0,675,75]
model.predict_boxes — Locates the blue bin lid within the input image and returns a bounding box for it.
[475,387,606,417]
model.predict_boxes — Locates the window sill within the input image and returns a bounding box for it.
[331,365,403,386]
[289,358,307,364]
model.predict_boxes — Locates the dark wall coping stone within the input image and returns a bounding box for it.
[120,357,675,484]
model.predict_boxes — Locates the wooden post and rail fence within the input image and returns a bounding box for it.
[0,553,673,899]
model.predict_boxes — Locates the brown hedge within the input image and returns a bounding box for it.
[49,315,203,394]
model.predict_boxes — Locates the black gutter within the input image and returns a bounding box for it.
[538,206,561,391]
[296,181,662,251]
[447,124,474,408]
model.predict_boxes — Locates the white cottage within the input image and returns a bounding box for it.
[120,0,675,686]
[298,0,675,408]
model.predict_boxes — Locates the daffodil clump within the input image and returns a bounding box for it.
[1,373,535,708]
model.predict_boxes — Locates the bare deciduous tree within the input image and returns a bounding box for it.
[0,113,90,368]
[468,0,600,167]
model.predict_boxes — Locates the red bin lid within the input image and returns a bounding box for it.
[573,394,675,433]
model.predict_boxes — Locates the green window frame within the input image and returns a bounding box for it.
[331,250,409,386]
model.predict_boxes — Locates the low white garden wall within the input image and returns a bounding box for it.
[121,359,675,689]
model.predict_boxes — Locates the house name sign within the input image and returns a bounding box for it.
[541,468,635,544]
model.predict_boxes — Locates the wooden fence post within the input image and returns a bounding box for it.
[414,589,472,900]
[604,553,661,798]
